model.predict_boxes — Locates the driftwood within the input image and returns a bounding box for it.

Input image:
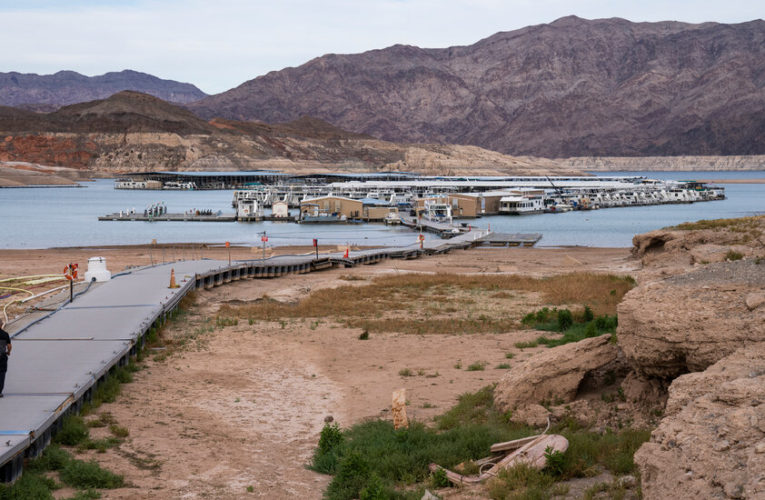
[392,388,408,430]
[428,433,569,485]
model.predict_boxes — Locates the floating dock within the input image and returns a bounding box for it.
[98,213,298,223]
[477,232,542,247]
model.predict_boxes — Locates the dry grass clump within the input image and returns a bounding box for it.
[672,215,764,243]
[219,272,634,335]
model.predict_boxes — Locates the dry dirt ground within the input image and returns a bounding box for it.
[0,245,637,499]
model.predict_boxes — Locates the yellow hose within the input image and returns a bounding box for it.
[0,287,35,297]
[0,274,61,283]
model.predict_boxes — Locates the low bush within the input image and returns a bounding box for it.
[60,459,124,489]
[311,386,652,499]
[466,361,486,371]
[556,309,573,331]
[55,415,89,446]
[522,305,619,348]
[0,472,56,499]
[725,249,744,261]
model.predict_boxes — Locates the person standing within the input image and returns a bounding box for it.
[0,321,11,397]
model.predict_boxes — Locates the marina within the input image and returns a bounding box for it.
[1,172,762,250]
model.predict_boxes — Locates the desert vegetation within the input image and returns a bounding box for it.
[311,385,650,499]
[219,272,635,336]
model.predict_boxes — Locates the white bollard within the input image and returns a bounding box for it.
[84,257,112,282]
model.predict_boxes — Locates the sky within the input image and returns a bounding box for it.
[0,0,761,94]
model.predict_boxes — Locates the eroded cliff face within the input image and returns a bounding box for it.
[616,217,765,498]
[0,134,98,168]
[635,345,765,499]
[618,260,765,379]
[560,155,765,171]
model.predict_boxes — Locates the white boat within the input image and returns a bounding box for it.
[422,200,453,223]
[499,195,545,215]
[162,181,196,190]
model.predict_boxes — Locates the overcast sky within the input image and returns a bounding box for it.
[1,0,761,94]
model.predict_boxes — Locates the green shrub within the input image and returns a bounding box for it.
[359,473,387,500]
[556,309,573,331]
[514,341,538,349]
[60,459,124,489]
[67,490,103,500]
[109,424,129,438]
[466,361,486,371]
[582,305,594,322]
[488,463,554,499]
[0,472,56,500]
[114,366,133,384]
[430,467,449,488]
[725,250,744,261]
[26,445,71,473]
[543,446,566,477]
[312,423,344,474]
[55,415,89,446]
[326,451,372,500]
[78,437,121,453]
[311,386,651,499]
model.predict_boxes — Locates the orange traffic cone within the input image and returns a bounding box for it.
[169,268,178,288]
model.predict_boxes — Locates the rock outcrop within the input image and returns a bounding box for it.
[494,335,620,420]
[632,217,765,272]
[635,345,765,499]
[618,260,765,378]
[190,17,765,158]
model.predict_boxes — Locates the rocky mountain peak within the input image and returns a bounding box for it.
[189,17,765,157]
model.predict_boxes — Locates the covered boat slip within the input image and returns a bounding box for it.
[0,231,500,483]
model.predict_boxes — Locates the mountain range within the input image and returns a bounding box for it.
[189,16,765,158]
[0,91,572,176]
[1,16,763,162]
[0,69,206,110]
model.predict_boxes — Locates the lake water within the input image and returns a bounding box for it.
[1,171,763,249]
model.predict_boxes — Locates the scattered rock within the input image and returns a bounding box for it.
[745,292,765,311]
[620,371,667,407]
[494,335,619,417]
[549,399,595,427]
[509,404,550,427]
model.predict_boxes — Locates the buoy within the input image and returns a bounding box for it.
[169,268,179,288]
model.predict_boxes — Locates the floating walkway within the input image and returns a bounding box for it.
[0,231,495,482]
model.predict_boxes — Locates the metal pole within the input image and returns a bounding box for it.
[69,279,73,303]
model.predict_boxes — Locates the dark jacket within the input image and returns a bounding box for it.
[0,328,10,372]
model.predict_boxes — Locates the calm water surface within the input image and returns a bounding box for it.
[0,171,763,249]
